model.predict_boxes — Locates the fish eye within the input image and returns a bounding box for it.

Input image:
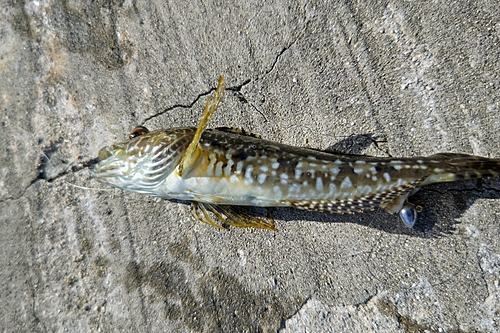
[129,126,150,139]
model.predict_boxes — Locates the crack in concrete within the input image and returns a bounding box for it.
[475,246,491,301]
[141,17,306,125]
[38,157,99,183]
[0,157,99,202]
[0,182,36,203]
[140,78,258,124]
[141,85,219,125]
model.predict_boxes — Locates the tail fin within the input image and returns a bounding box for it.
[421,153,500,185]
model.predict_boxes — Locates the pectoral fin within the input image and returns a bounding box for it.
[190,202,276,230]
[177,76,226,177]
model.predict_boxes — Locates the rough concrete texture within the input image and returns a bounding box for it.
[1,1,499,332]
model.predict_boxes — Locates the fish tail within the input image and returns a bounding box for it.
[422,153,500,185]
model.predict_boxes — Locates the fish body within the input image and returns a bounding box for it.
[92,77,500,229]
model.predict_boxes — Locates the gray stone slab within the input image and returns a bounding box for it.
[1,1,499,332]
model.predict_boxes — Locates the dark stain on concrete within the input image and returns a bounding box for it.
[92,255,110,278]
[51,0,132,69]
[166,238,204,270]
[8,0,133,69]
[124,260,301,332]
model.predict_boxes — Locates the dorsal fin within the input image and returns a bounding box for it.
[176,76,226,177]
[213,126,262,138]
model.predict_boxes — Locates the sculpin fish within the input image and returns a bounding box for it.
[92,77,500,230]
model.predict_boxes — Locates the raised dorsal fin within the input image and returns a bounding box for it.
[176,76,226,177]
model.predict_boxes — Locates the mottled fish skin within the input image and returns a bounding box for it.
[93,126,500,217]
[92,76,500,229]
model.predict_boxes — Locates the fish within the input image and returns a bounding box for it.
[92,76,500,230]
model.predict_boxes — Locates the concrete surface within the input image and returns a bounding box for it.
[1,0,499,332]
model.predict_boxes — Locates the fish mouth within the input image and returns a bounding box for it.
[91,144,129,178]
[92,146,114,175]
[86,157,102,170]
[98,146,112,161]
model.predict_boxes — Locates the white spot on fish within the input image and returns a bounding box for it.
[281,173,289,184]
[316,177,324,191]
[244,165,254,180]
[295,169,302,179]
[229,174,239,183]
[328,183,337,195]
[383,172,391,182]
[357,185,372,194]
[236,161,244,173]
[353,168,364,174]
[289,183,301,193]
[224,159,234,176]
[273,186,282,197]
[207,155,216,176]
[369,166,378,174]
[215,161,223,177]
[372,176,377,181]
[355,160,366,164]
[393,165,403,171]
[258,173,267,184]
[218,178,229,187]
[260,165,269,172]
[330,167,340,175]
[271,162,280,169]
[341,177,352,189]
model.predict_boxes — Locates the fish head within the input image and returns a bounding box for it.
[92,126,194,194]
